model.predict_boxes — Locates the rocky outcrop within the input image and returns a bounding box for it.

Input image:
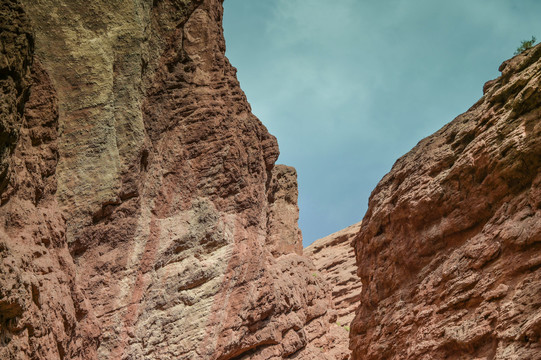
[306,222,363,360]
[267,165,303,257]
[0,0,341,359]
[351,44,541,359]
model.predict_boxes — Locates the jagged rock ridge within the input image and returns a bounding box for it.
[351,44,541,359]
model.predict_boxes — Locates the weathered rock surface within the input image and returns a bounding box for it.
[267,165,303,257]
[351,44,541,359]
[0,1,100,358]
[306,222,363,360]
[1,0,341,359]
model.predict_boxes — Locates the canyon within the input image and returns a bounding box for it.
[0,0,540,359]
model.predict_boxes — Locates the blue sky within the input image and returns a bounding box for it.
[222,0,541,246]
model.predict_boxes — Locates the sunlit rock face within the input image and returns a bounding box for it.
[351,44,541,360]
[0,0,341,358]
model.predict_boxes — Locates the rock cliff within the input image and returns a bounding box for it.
[306,222,363,360]
[0,0,340,359]
[351,44,541,359]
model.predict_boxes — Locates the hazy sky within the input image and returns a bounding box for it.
[222,0,541,246]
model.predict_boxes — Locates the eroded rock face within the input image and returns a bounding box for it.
[351,45,541,359]
[267,165,303,257]
[0,1,100,358]
[1,0,340,359]
[306,222,363,360]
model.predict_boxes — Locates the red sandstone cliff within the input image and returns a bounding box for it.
[0,0,339,359]
[351,44,541,359]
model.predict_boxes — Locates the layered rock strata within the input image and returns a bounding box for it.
[306,222,363,360]
[351,44,541,359]
[0,0,340,359]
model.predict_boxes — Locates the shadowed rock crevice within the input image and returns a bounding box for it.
[0,0,33,199]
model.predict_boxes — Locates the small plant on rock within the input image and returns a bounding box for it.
[514,36,537,55]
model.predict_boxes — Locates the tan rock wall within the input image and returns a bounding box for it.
[306,222,364,360]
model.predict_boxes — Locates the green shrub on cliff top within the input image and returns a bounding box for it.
[514,36,536,55]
